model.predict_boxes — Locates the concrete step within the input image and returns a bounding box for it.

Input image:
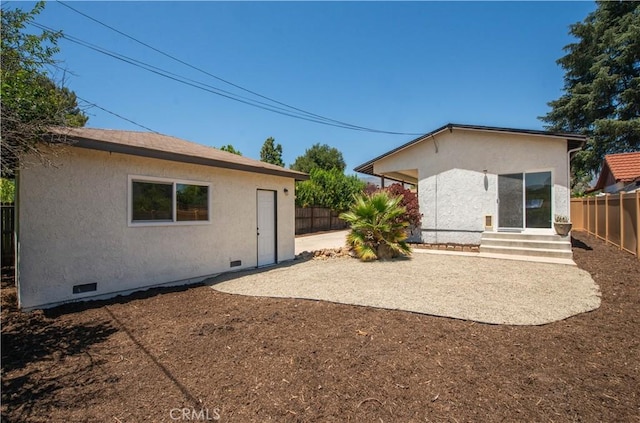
[478,252,576,266]
[480,237,571,251]
[479,244,574,259]
[481,231,570,242]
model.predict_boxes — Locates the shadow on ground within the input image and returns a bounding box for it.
[571,235,593,251]
[1,274,118,422]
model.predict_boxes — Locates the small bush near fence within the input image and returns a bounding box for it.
[571,192,639,259]
[296,207,348,235]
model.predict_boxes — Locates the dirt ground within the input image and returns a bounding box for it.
[1,231,639,422]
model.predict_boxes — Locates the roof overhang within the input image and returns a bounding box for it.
[56,133,309,181]
[354,123,587,177]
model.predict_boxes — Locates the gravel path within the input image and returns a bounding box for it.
[208,253,601,325]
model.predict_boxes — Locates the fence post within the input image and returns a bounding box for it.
[604,194,608,241]
[585,197,591,234]
[593,195,598,238]
[620,192,624,251]
[636,191,640,260]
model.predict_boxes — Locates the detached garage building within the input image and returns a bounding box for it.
[16,127,307,310]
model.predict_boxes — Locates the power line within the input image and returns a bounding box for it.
[55,0,425,136]
[20,54,158,133]
[76,95,158,133]
[30,22,383,133]
[31,21,422,135]
[56,0,370,130]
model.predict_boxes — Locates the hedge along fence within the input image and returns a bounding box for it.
[570,191,639,259]
[295,206,348,235]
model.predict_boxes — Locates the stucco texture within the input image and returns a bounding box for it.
[18,146,296,309]
[374,130,571,244]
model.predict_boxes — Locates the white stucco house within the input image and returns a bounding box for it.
[16,127,307,310]
[355,123,586,261]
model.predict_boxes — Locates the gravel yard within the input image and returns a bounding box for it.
[210,251,601,325]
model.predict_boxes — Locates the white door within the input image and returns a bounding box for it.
[257,190,276,267]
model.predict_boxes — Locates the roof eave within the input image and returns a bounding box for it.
[71,137,309,181]
[353,123,587,174]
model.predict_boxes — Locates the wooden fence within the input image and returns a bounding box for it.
[570,192,639,259]
[295,207,348,235]
[1,204,15,268]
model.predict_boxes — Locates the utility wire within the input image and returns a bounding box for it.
[28,57,158,132]
[31,22,322,121]
[76,95,159,133]
[31,21,421,135]
[31,22,383,133]
[55,0,424,136]
[56,0,372,130]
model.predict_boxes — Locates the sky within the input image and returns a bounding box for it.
[15,1,597,174]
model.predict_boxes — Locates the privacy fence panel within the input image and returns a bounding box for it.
[596,196,607,240]
[570,198,585,230]
[295,207,348,235]
[607,196,621,247]
[622,194,638,255]
[571,192,639,259]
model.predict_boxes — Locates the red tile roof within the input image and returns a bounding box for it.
[592,151,640,190]
[605,151,640,182]
[49,127,308,180]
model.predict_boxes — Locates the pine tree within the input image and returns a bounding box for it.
[541,1,640,190]
[259,137,284,167]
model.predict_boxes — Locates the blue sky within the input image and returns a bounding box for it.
[22,1,596,173]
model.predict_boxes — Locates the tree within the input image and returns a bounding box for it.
[219,144,242,155]
[259,137,284,167]
[290,143,346,173]
[340,191,412,261]
[0,179,16,203]
[295,168,365,211]
[1,2,88,177]
[541,2,640,192]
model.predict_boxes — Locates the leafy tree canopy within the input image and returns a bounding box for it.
[0,179,16,203]
[219,144,242,155]
[541,1,640,192]
[1,1,88,177]
[295,168,365,211]
[290,143,346,173]
[259,137,284,167]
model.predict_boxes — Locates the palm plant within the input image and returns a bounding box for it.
[340,191,412,261]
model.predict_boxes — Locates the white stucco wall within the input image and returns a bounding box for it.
[18,147,296,309]
[374,129,571,244]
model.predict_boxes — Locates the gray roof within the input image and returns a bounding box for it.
[354,123,587,176]
[50,127,308,180]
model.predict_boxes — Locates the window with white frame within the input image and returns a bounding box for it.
[130,176,210,224]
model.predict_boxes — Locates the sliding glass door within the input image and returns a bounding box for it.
[498,173,524,229]
[498,171,552,230]
[525,172,552,228]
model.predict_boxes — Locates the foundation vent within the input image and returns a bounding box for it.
[484,215,493,230]
[73,283,97,294]
[230,260,242,268]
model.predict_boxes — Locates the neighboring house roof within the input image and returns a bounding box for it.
[591,151,640,191]
[49,127,308,180]
[354,123,586,176]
